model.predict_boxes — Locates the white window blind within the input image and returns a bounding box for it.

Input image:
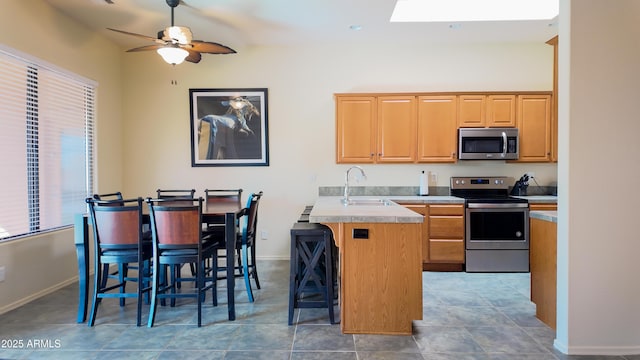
[0,47,95,240]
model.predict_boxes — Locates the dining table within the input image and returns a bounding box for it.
[73,201,244,323]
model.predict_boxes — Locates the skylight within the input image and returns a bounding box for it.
[390,0,559,22]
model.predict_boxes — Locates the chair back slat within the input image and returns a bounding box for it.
[147,198,203,246]
[86,197,144,247]
[205,189,242,207]
[94,208,140,245]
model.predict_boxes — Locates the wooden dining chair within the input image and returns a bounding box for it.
[86,197,152,327]
[211,191,263,302]
[92,192,126,289]
[145,197,219,327]
[203,188,242,237]
[156,189,196,201]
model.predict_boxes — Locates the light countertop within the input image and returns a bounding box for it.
[530,210,558,223]
[309,196,424,223]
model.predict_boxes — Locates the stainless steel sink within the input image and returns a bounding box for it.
[341,198,392,206]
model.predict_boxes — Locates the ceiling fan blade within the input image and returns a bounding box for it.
[126,44,165,53]
[185,50,202,63]
[107,28,161,43]
[190,40,236,54]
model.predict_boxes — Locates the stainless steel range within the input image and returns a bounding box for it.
[450,176,530,272]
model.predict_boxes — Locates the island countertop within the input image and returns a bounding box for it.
[309,196,424,223]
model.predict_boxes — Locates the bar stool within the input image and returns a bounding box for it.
[288,222,336,325]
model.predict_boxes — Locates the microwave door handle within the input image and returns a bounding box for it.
[501,131,507,158]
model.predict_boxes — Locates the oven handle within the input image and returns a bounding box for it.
[468,203,529,209]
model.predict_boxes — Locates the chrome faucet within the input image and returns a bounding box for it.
[343,165,367,205]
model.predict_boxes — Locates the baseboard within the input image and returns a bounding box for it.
[0,276,79,316]
[255,256,289,261]
[554,339,640,355]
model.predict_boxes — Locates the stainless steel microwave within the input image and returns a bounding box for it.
[458,128,519,160]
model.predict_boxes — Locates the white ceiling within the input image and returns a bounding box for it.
[44,0,559,52]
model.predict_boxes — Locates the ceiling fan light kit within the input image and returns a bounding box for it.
[157,46,189,65]
[108,0,235,65]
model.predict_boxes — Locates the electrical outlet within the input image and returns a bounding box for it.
[526,172,536,179]
[261,230,268,240]
[0,266,5,282]
[430,172,438,184]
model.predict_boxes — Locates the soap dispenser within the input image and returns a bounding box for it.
[419,171,429,196]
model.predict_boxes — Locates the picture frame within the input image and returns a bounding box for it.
[189,88,269,167]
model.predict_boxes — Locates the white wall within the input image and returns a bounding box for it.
[0,0,122,312]
[121,42,556,260]
[555,0,640,354]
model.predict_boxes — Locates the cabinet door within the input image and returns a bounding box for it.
[458,95,486,127]
[487,95,516,127]
[336,96,376,163]
[517,94,552,162]
[417,96,458,162]
[377,96,417,163]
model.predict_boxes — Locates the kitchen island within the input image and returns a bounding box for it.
[309,196,424,335]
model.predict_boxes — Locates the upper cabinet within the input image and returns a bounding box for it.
[377,96,417,163]
[336,91,553,164]
[515,94,552,162]
[335,96,376,163]
[417,96,458,162]
[458,95,486,127]
[335,95,416,163]
[487,95,517,127]
[458,94,517,128]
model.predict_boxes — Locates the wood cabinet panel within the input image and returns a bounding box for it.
[530,218,557,329]
[340,222,423,334]
[427,204,464,266]
[336,96,376,163]
[417,96,457,162]
[401,204,428,264]
[516,94,552,162]
[458,95,486,127]
[429,216,464,238]
[487,95,516,127]
[377,96,417,163]
[530,203,557,211]
[430,240,465,262]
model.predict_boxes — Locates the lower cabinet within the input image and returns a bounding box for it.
[530,217,557,329]
[401,203,465,271]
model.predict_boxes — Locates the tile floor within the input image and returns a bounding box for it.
[0,260,638,360]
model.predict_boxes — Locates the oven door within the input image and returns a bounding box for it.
[466,204,529,250]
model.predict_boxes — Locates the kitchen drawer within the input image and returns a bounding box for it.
[429,204,464,216]
[530,203,557,211]
[429,216,464,238]
[430,239,464,262]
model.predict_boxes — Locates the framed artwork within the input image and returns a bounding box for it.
[189,88,269,166]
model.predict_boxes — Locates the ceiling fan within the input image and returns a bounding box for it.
[107,0,236,65]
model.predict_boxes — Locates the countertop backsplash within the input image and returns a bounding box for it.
[319,185,556,197]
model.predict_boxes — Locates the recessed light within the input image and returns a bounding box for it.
[349,25,363,31]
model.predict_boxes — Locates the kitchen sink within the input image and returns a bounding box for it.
[341,198,393,206]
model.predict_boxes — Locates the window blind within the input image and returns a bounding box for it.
[0,47,95,240]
